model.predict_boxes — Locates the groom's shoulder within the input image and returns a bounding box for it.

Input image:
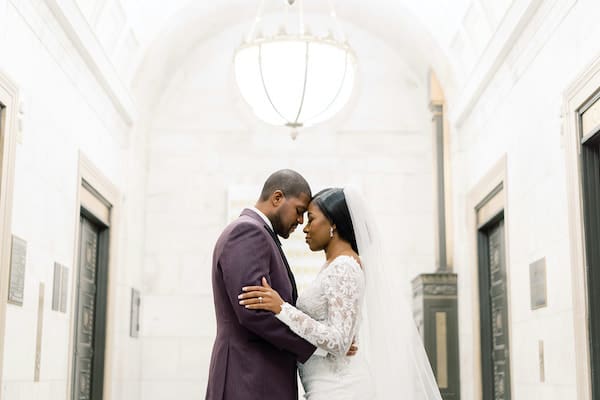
[233,209,263,227]
[220,211,265,237]
[229,216,261,232]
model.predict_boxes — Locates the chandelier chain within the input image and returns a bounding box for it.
[298,0,305,36]
[246,0,266,42]
[327,0,346,42]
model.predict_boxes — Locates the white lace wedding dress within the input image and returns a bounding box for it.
[276,255,376,399]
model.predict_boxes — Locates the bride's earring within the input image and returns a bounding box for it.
[329,227,334,238]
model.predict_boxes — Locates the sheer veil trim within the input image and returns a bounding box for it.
[343,186,442,400]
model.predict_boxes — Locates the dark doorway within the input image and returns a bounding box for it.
[580,98,600,399]
[478,215,511,400]
[72,212,109,400]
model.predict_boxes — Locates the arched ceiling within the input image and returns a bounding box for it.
[124,0,471,57]
[128,0,475,113]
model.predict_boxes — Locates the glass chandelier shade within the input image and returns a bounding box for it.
[234,1,357,130]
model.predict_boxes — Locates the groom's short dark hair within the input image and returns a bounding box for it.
[259,169,312,201]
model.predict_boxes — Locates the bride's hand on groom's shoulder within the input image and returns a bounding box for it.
[238,277,285,314]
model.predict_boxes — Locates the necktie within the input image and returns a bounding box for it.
[264,225,298,303]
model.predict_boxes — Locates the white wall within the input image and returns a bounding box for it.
[450,0,600,399]
[0,0,7,50]
[0,1,145,399]
[3,0,595,399]
[140,21,436,398]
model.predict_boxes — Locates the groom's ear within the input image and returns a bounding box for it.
[271,190,285,207]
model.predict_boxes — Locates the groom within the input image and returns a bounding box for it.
[205,169,318,400]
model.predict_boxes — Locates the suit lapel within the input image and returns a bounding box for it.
[263,225,299,303]
[239,209,299,304]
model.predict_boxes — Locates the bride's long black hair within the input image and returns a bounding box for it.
[312,188,359,254]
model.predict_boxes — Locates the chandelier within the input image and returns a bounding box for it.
[234,0,357,139]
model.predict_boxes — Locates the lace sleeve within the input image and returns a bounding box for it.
[275,257,364,357]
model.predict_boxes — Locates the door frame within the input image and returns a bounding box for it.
[466,155,514,400]
[0,69,19,397]
[562,54,600,400]
[66,152,120,400]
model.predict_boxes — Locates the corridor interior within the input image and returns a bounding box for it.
[0,0,599,399]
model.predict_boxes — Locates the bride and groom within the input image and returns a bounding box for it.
[205,169,442,400]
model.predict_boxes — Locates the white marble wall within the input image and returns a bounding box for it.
[0,1,145,399]
[1,0,596,399]
[450,1,600,399]
[0,0,7,49]
[141,21,435,399]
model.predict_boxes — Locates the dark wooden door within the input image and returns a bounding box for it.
[72,215,108,400]
[478,217,511,400]
[581,130,600,398]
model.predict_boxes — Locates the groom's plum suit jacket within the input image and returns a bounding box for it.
[205,209,316,400]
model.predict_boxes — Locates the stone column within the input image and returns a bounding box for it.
[413,72,460,400]
[431,99,448,272]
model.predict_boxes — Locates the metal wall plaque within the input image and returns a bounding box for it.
[130,288,141,338]
[8,235,27,306]
[34,283,45,382]
[52,263,69,313]
[539,340,545,383]
[530,257,547,310]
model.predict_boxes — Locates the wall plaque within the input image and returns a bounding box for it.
[539,340,545,383]
[530,257,547,310]
[52,263,69,313]
[130,288,141,338]
[8,235,27,306]
[34,283,45,382]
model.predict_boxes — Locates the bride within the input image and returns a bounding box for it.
[238,187,442,400]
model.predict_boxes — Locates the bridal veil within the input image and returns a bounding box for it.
[343,186,443,400]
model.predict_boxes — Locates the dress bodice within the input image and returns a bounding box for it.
[276,255,365,367]
[276,255,374,399]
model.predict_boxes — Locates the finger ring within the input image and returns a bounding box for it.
[258,296,263,303]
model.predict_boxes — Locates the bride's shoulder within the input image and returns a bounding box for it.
[329,254,362,271]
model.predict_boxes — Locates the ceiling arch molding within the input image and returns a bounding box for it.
[131,0,457,120]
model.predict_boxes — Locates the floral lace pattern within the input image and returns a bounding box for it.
[276,255,364,359]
